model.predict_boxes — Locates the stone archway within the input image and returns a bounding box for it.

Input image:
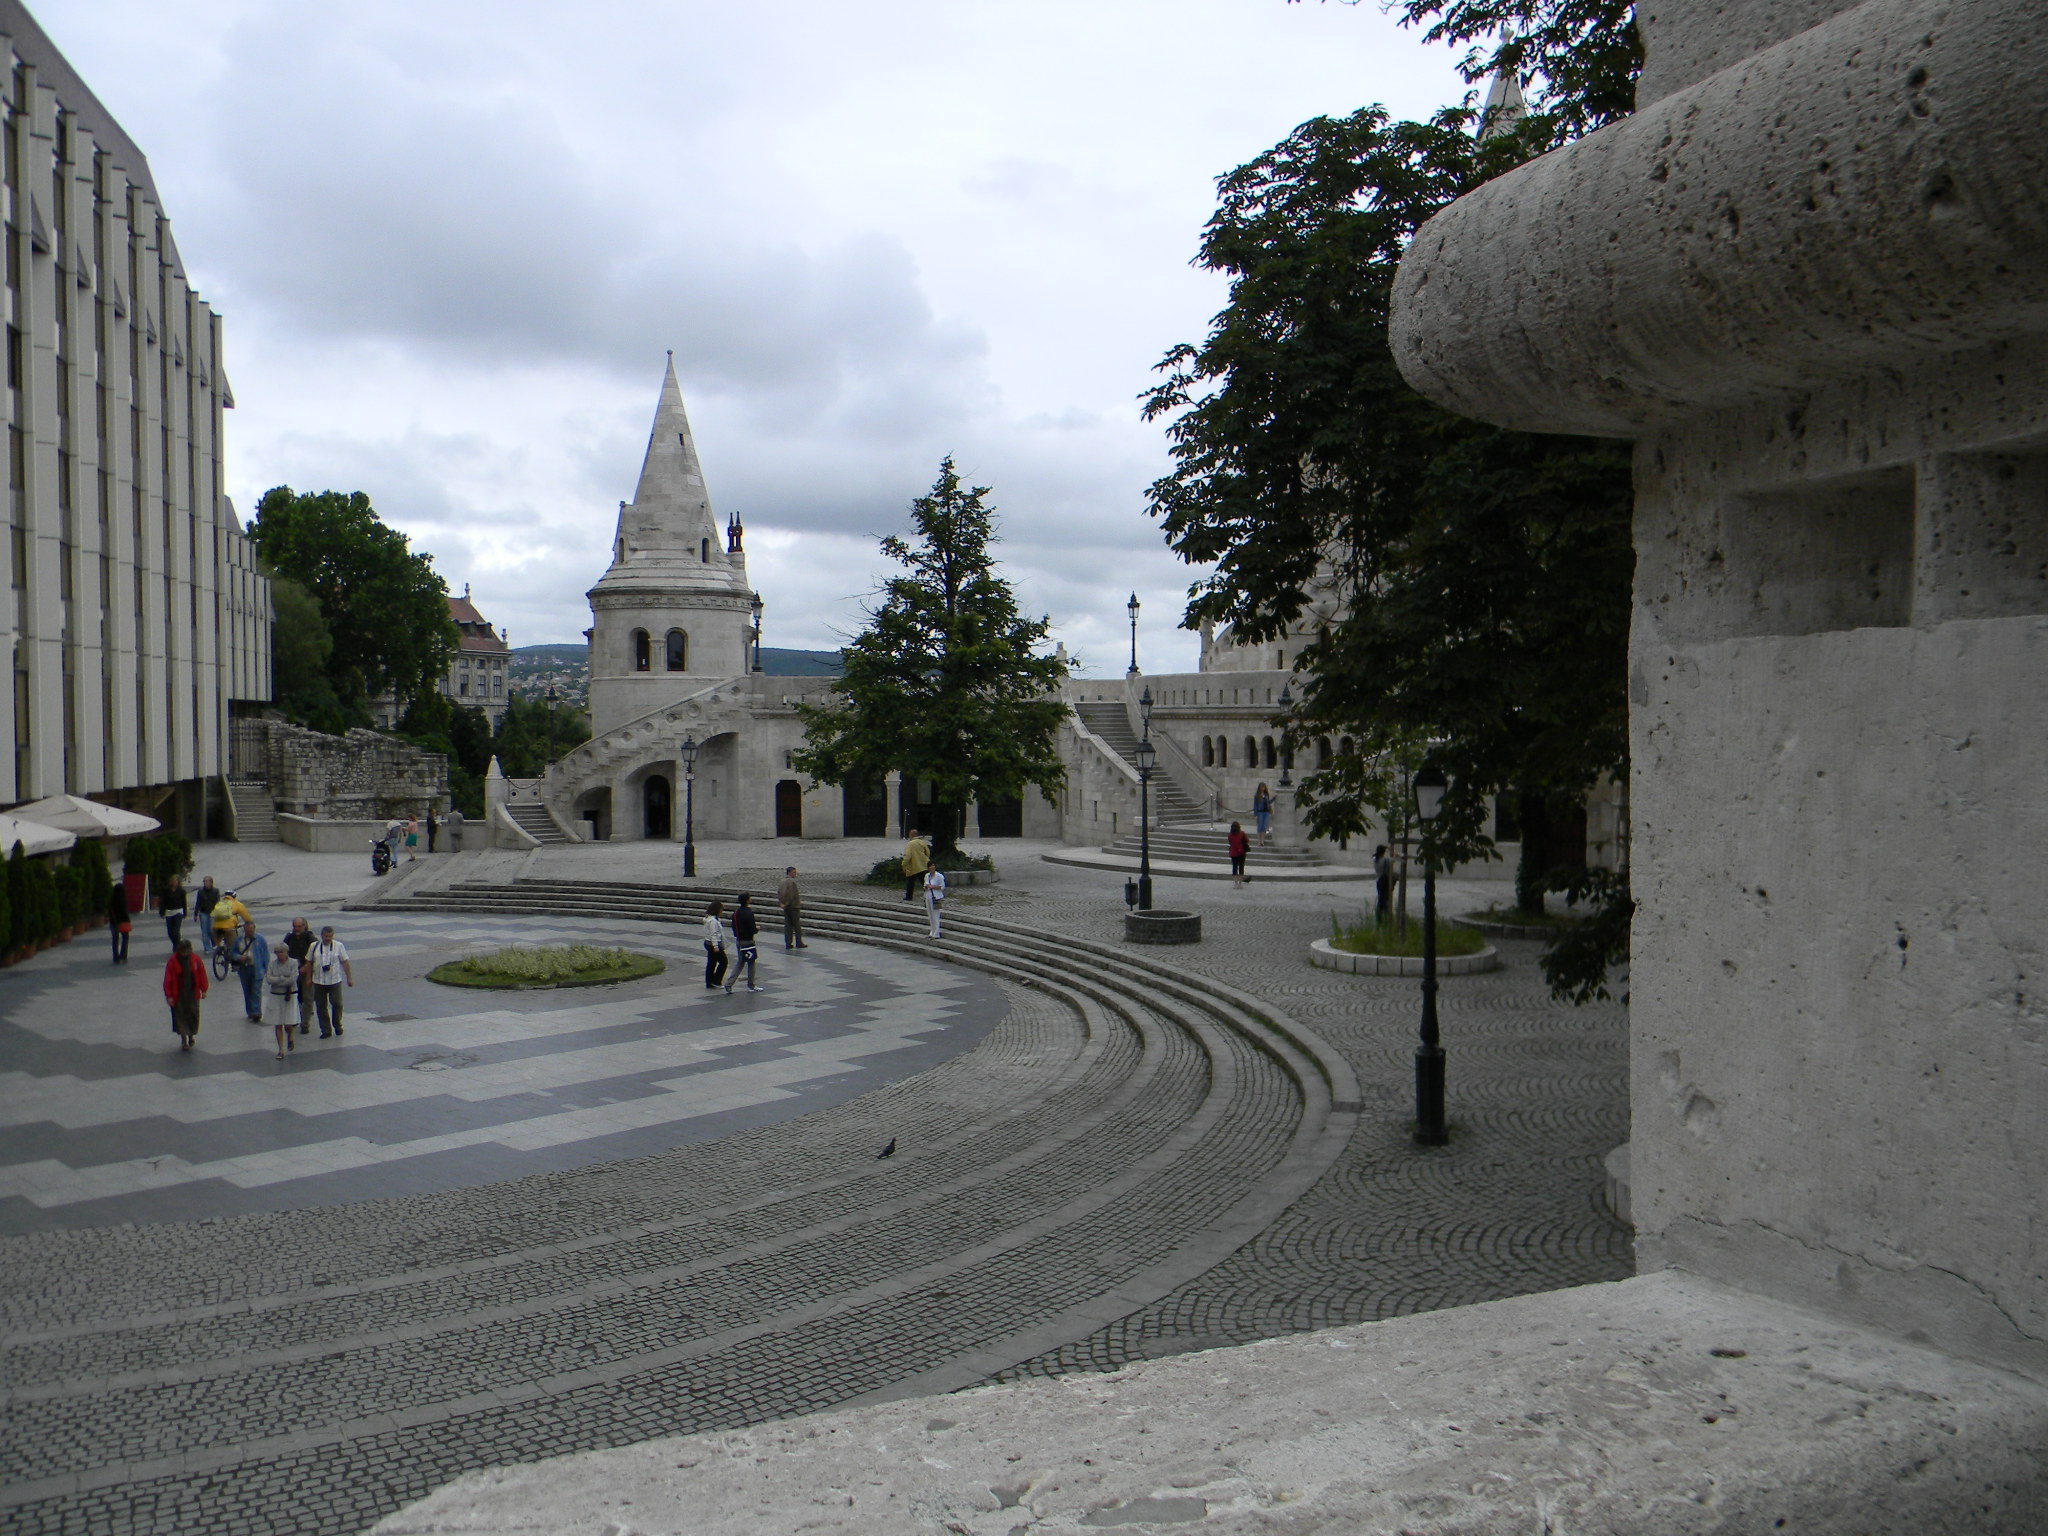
[643,774,673,840]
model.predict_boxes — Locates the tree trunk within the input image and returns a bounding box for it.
[1514,787,1551,916]
[929,800,964,860]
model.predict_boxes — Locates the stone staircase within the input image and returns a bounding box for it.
[1073,701,1205,822]
[1101,822,1327,869]
[505,803,569,844]
[225,780,278,842]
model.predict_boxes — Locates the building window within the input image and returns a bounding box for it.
[493,673,502,693]
[632,629,651,671]
[1216,738,1227,768]
[459,676,468,696]
[1263,736,1277,769]
[1201,737,1214,767]
[700,537,709,562]
[1244,736,1258,768]
[666,628,688,671]
[1317,736,1332,768]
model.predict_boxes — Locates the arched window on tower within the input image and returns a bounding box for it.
[700,537,710,562]
[1244,735,1259,768]
[1262,736,1277,769]
[1316,736,1332,769]
[632,629,651,672]
[1216,738,1227,768]
[666,629,688,671]
[1202,736,1214,767]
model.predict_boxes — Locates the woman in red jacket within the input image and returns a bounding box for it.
[1227,821,1250,888]
[163,938,208,1051]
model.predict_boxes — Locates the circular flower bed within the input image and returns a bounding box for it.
[427,945,665,990]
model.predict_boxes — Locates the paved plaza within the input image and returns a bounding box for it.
[0,838,1630,1534]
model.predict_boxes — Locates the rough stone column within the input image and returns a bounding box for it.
[1393,0,2048,1383]
[884,770,902,839]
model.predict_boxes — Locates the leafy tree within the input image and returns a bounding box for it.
[248,488,458,718]
[394,693,495,817]
[491,694,591,779]
[794,459,1070,858]
[266,574,358,732]
[1143,99,1634,995]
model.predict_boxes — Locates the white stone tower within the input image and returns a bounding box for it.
[586,357,756,734]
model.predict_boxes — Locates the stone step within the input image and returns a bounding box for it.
[505,803,568,844]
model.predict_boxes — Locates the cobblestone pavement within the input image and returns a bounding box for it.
[0,839,1627,1534]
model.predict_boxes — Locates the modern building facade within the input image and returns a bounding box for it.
[0,2,270,836]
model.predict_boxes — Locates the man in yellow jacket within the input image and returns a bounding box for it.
[901,829,931,902]
[210,890,252,945]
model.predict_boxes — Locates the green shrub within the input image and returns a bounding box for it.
[70,839,114,914]
[428,945,664,989]
[23,857,57,945]
[124,831,194,888]
[1328,913,1486,959]
[4,842,27,952]
[862,849,995,886]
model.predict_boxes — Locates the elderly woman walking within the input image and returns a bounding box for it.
[163,939,208,1051]
[263,941,301,1059]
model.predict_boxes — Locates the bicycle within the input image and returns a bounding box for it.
[211,940,232,981]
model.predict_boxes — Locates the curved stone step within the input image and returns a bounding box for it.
[0,878,1358,1536]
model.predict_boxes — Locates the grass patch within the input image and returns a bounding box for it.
[428,945,665,990]
[863,850,995,886]
[1329,915,1486,959]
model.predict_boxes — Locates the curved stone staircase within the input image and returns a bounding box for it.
[0,878,1358,1536]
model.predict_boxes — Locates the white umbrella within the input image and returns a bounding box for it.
[0,813,78,857]
[10,794,160,839]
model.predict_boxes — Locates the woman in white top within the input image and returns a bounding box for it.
[263,947,301,1058]
[702,900,729,990]
[923,867,947,939]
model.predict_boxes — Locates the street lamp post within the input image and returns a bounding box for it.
[1134,685,1156,911]
[1276,682,1293,789]
[1126,592,1140,675]
[680,734,699,879]
[545,684,558,768]
[1412,764,1448,1146]
[750,592,765,673]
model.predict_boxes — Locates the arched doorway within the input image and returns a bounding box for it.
[775,780,803,837]
[644,774,673,839]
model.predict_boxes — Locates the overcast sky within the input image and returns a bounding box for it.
[36,0,1465,674]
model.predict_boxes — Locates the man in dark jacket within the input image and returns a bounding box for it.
[725,894,763,994]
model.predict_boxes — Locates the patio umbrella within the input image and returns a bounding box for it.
[0,813,78,857]
[10,794,160,839]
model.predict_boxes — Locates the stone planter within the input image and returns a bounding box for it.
[945,868,999,887]
[1125,909,1201,945]
[1308,937,1499,977]
[1451,913,1578,941]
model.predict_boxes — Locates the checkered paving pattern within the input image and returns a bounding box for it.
[0,913,1002,1233]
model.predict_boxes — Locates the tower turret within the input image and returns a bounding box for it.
[586,356,758,733]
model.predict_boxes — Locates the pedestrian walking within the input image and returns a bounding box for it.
[163,939,208,1051]
[702,900,729,989]
[404,815,421,861]
[160,875,188,952]
[445,807,465,852]
[776,866,806,949]
[1227,821,1250,887]
[282,917,317,1035]
[310,925,353,1037]
[1373,844,1395,924]
[107,879,131,963]
[263,941,301,1058]
[193,876,221,955]
[1253,783,1273,847]
[725,894,762,993]
[901,829,931,901]
[426,807,439,854]
[923,865,947,938]
[230,920,269,1023]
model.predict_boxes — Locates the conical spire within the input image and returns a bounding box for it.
[594,354,747,593]
[1478,70,1529,140]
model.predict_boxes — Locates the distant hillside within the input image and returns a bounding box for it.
[510,643,841,677]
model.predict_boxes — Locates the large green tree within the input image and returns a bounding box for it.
[793,459,1070,858]
[266,574,354,733]
[248,487,458,719]
[491,693,591,779]
[1145,13,1642,997]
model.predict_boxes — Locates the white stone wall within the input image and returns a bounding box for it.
[0,11,268,810]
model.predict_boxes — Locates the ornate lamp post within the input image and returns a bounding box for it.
[1276,682,1293,789]
[1412,763,1449,1146]
[1126,592,1140,675]
[1133,685,1156,911]
[750,592,765,673]
[680,734,700,879]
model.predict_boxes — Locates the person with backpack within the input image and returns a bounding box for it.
[163,939,208,1051]
[923,865,947,939]
[702,900,729,989]
[160,875,189,953]
[725,893,763,993]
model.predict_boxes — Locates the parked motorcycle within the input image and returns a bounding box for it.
[370,837,393,876]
